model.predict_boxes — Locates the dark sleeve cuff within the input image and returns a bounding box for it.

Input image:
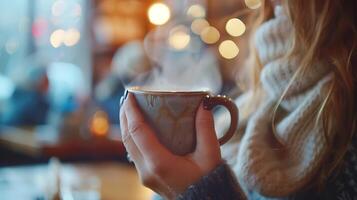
[176,162,246,200]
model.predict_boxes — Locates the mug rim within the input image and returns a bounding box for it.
[127,86,210,95]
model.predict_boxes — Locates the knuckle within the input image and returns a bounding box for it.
[148,161,166,176]
[128,121,145,135]
[121,133,131,146]
[141,173,156,188]
[196,118,212,125]
[197,119,214,131]
[196,114,213,124]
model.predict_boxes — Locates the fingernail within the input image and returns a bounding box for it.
[120,90,129,106]
[124,89,129,100]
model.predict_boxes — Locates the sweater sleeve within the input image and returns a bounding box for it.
[176,163,246,200]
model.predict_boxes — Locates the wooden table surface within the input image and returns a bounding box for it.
[79,162,154,200]
[0,126,126,161]
[0,161,154,200]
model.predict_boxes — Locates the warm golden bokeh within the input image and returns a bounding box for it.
[186,4,206,18]
[50,29,65,48]
[50,28,80,48]
[200,26,220,44]
[244,0,262,9]
[191,18,210,35]
[219,40,239,59]
[64,28,81,47]
[90,111,110,137]
[168,25,191,50]
[148,3,171,25]
[226,18,246,37]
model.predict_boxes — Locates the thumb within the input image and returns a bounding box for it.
[194,104,220,156]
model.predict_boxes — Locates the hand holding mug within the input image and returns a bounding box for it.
[119,89,238,199]
[120,94,223,199]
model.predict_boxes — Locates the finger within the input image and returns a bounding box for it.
[121,102,173,197]
[194,103,220,156]
[120,109,145,167]
[123,94,172,159]
[119,102,127,142]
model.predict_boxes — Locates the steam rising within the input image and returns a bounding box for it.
[113,26,222,94]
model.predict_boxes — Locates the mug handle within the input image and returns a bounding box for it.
[203,95,239,145]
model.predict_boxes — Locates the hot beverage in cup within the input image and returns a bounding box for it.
[124,87,239,155]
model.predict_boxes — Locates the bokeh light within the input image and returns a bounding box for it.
[64,28,81,46]
[186,4,206,18]
[90,111,109,137]
[73,3,82,17]
[148,3,171,25]
[5,39,18,54]
[50,28,81,48]
[200,26,220,44]
[18,18,30,33]
[245,0,262,9]
[51,0,66,16]
[219,40,239,59]
[168,25,191,50]
[226,18,246,37]
[32,18,48,39]
[191,18,209,35]
[50,29,65,48]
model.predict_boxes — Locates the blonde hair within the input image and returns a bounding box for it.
[238,0,357,188]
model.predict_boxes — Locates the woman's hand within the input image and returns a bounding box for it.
[120,94,222,199]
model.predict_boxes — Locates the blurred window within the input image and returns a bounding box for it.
[0,0,91,125]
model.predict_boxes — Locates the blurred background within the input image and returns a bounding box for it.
[0,0,260,199]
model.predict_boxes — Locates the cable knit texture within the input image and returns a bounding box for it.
[176,163,245,200]
[174,5,357,200]
[221,6,334,198]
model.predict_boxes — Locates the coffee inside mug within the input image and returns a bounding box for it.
[125,87,239,155]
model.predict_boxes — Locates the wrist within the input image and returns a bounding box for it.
[177,162,246,200]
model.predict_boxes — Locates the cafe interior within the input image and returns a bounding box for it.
[0,0,260,199]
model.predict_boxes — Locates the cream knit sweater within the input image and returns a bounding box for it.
[220,6,334,198]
